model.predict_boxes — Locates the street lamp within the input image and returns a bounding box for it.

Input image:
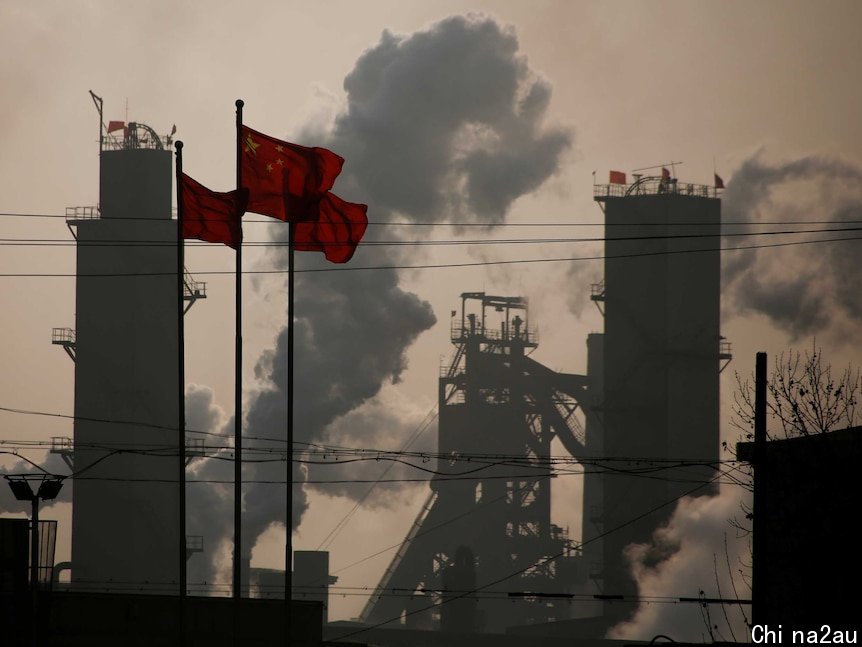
[4,475,65,594]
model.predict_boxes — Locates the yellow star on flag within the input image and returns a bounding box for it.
[266,163,274,172]
[244,134,260,156]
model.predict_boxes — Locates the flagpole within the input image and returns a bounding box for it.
[234,99,244,637]
[286,220,295,644]
[175,140,188,646]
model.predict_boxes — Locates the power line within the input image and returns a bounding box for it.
[2,209,862,227]
[0,404,285,445]
[59,578,750,605]
[0,225,860,248]
[0,403,744,466]
[316,406,438,551]
[0,234,859,278]
[331,475,723,642]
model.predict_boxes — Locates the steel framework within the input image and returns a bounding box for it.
[360,293,601,632]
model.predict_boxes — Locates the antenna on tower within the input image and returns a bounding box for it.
[631,161,684,177]
[88,90,103,152]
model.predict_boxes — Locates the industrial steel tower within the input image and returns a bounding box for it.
[590,174,728,627]
[361,293,602,633]
[57,116,204,593]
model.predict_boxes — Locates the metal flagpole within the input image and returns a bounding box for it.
[175,139,188,647]
[285,221,295,644]
[234,99,245,644]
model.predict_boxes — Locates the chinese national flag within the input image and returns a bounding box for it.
[609,170,626,184]
[107,120,125,133]
[180,173,248,250]
[714,173,725,189]
[240,125,344,221]
[294,192,368,263]
[661,167,670,181]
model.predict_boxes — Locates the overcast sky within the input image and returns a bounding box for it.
[2,0,861,637]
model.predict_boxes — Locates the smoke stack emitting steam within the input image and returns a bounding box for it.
[186,13,572,583]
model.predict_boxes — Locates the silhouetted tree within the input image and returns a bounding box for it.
[731,342,861,440]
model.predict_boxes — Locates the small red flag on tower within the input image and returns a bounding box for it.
[609,170,626,184]
[714,173,725,189]
[661,167,670,181]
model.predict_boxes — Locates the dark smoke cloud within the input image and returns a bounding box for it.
[188,13,572,579]
[323,14,571,224]
[237,266,436,557]
[722,153,862,341]
[186,383,226,436]
[309,391,437,503]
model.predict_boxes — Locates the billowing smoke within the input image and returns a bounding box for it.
[188,13,572,582]
[723,154,862,341]
[183,384,235,589]
[325,14,571,222]
[609,488,752,642]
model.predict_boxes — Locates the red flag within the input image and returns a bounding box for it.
[107,120,125,133]
[661,167,670,181]
[179,173,248,249]
[294,192,368,263]
[240,125,344,221]
[609,170,626,184]
[714,173,725,189]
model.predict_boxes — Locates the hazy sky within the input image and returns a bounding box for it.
[2,0,861,637]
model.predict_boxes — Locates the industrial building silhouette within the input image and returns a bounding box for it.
[358,175,727,637]
[3,112,745,645]
[67,121,184,594]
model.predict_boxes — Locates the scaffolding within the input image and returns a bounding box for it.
[360,293,600,632]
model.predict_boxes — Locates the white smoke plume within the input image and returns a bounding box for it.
[609,488,752,643]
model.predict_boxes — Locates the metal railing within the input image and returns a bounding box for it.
[51,328,76,344]
[449,321,538,345]
[65,206,100,221]
[186,535,204,552]
[183,269,207,300]
[594,177,719,200]
[50,436,73,452]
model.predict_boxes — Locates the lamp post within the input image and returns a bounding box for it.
[5,474,64,643]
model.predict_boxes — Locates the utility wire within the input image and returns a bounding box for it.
[316,407,438,551]
[332,475,722,642]
[2,210,862,227]
[0,234,859,278]
[0,226,860,247]
[57,578,749,605]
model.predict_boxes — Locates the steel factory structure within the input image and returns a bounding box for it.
[25,103,728,641]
